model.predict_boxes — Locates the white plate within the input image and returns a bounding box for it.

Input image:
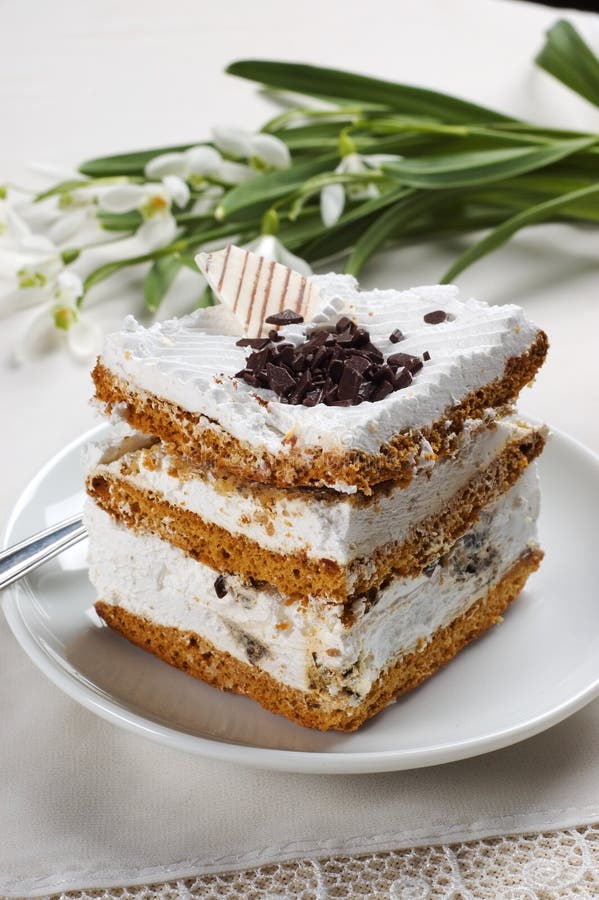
[3,424,599,774]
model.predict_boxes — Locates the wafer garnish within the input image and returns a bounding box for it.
[196,245,322,338]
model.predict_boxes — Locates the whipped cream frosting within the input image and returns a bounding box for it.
[100,272,540,464]
[86,417,541,567]
[86,467,540,700]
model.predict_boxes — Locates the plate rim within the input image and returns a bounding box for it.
[3,423,599,774]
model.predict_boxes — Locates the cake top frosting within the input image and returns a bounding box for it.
[99,246,541,459]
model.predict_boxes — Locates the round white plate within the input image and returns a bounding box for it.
[3,424,599,774]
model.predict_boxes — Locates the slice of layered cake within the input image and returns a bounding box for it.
[85,245,548,731]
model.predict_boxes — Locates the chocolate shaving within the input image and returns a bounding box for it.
[214,575,227,598]
[335,316,357,333]
[389,329,404,343]
[236,337,270,349]
[424,309,448,324]
[246,348,270,372]
[387,352,423,375]
[423,350,431,361]
[266,362,296,396]
[338,365,364,401]
[393,367,413,390]
[371,380,394,402]
[265,309,304,326]
[235,316,426,408]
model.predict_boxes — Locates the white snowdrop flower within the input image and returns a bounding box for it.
[100,175,190,250]
[244,234,311,277]
[145,145,223,183]
[212,126,291,170]
[13,270,101,364]
[42,180,130,247]
[320,152,401,227]
[0,209,66,316]
[145,144,256,188]
[189,185,225,217]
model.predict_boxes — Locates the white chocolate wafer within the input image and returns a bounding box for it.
[196,245,322,337]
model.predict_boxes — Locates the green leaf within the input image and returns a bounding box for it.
[79,144,196,177]
[215,132,448,220]
[345,190,454,276]
[97,210,142,232]
[382,137,595,189]
[216,153,338,219]
[471,174,599,222]
[270,121,357,149]
[536,19,599,110]
[35,179,92,202]
[441,183,599,282]
[226,60,512,124]
[144,255,183,311]
[288,186,410,258]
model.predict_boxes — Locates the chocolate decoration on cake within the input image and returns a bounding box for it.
[235,319,427,407]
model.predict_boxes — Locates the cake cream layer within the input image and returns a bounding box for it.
[93,277,547,492]
[85,417,546,602]
[87,466,541,711]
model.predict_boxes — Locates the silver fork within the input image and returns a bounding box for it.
[0,515,87,591]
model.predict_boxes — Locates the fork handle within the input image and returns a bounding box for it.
[0,514,87,591]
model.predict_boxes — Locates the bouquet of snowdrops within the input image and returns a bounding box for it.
[1,19,598,361]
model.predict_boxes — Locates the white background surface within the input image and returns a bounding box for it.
[1,0,599,894]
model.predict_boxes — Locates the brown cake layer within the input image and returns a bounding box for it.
[92,329,547,494]
[95,548,542,732]
[87,427,544,603]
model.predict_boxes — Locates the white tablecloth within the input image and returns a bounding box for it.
[1,0,599,896]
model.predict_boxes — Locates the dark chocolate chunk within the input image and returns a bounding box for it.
[275,343,296,368]
[303,388,323,407]
[235,309,427,409]
[352,328,370,348]
[358,380,376,401]
[299,330,329,354]
[289,370,312,404]
[266,362,296,395]
[387,352,423,375]
[328,357,344,383]
[265,309,304,325]
[312,345,331,370]
[235,337,270,349]
[423,350,431,361]
[393,367,413,390]
[246,348,270,372]
[389,329,404,343]
[423,309,448,324]
[371,380,394,402]
[361,342,384,362]
[214,575,227,598]
[335,316,357,333]
[335,327,359,346]
[346,354,371,374]
[268,329,284,342]
[337,364,363,402]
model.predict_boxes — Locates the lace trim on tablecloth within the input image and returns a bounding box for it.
[15,825,599,900]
